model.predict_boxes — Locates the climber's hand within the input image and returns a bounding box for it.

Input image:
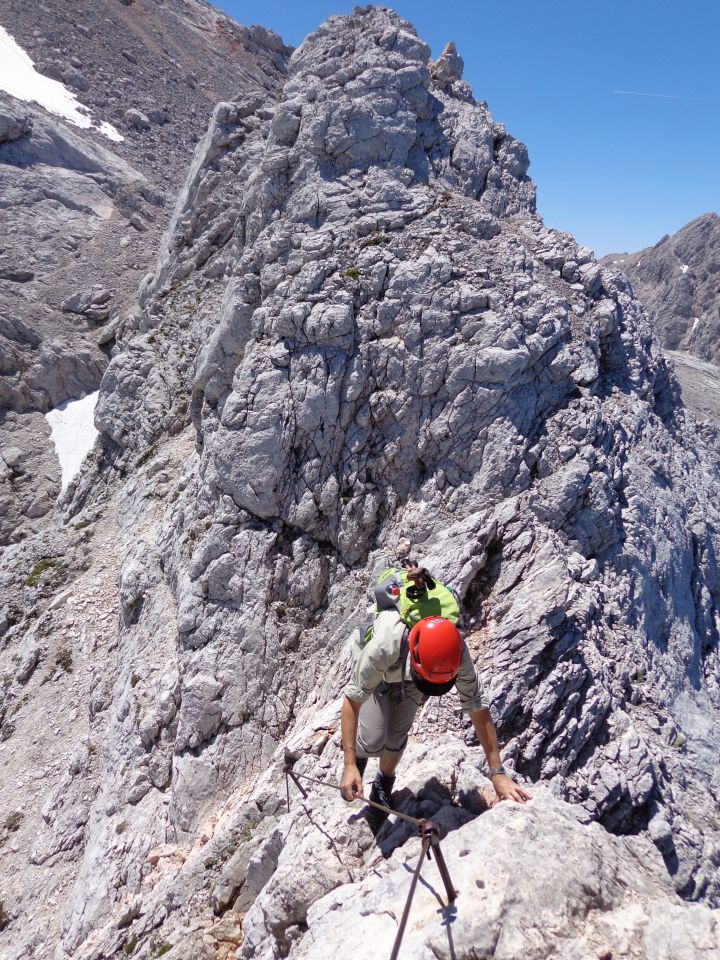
[341,764,364,802]
[492,774,531,804]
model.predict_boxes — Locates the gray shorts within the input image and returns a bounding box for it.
[356,682,427,758]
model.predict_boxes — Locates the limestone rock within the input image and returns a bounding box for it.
[664,348,720,424]
[291,789,718,960]
[432,41,464,87]
[124,108,151,132]
[0,104,32,143]
[80,13,720,936]
[1,7,720,960]
[0,0,291,546]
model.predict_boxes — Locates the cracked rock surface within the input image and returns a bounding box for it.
[0,0,290,545]
[292,785,719,960]
[0,6,719,959]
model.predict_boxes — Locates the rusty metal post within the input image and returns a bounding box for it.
[428,831,457,903]
[287,768,308,799]
[283,751,308,808]
[389,834,431,960]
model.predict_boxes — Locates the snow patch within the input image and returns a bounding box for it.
[97,120,124,143]
[45,392,99,493]
[0,25,123,142]
[680,264,689,274]
[692,317,701,332]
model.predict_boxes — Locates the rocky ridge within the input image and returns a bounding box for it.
[602,213,720,426]
[602,213,719,363]
[0,6,719,959]
[0,0,290,546]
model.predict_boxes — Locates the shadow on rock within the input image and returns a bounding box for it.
[361,777,485,858]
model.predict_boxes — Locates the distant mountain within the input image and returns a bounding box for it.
[601,213,720,362]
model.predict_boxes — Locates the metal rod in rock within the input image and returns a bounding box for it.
[287,768,308,800]
[429,832,457,904]
[285,767,459,958]
[389,835,431,960]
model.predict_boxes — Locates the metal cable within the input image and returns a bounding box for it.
[285,768,425,827]
[284,766,458,960]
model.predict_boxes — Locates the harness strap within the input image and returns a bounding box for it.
[399,625,409,701]
[358,618,374,647]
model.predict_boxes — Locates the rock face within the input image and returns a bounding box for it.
[0,0,290,545]
[664,348,720,424]
[0,7,719,960]
[602,213,720,362]
[290,783,719,960]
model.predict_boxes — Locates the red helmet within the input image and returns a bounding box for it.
[408,616,462,694]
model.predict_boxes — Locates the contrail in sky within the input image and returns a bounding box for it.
[613,89,720,104]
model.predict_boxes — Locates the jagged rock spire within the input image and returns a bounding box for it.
[432,40,465,86]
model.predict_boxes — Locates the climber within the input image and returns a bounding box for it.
[340,563,531,819]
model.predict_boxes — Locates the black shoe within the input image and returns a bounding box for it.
[366,774,395,833]
[369,775,395,811]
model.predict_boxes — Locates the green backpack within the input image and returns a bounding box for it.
[358,564,460,649]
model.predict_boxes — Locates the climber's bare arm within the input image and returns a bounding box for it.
[340,696,364,800]
[470,707,531,803]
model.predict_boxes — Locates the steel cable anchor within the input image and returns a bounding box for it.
[283,753,422,826]
[283,754,458,960]
[389,819,457,960]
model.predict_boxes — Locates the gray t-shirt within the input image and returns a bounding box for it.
[344,609,489,714]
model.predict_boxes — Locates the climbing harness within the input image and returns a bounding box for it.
[284,756,458,959]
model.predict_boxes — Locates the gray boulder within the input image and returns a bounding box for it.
[0,106,32,144]
[124,108,151,131]
[291,788,719,960]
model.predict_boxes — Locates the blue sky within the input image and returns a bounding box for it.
[218,1,719,256]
